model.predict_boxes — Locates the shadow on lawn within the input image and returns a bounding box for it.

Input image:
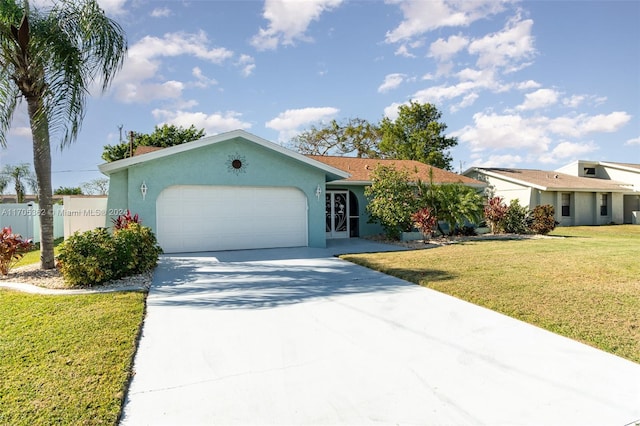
[148,254,454,310]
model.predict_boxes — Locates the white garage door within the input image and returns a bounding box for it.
[157,185,308,253]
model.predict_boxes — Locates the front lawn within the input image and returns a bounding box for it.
[342,225,640,363]
[0,290,146,425]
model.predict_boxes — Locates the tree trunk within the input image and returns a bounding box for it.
[26,96,55,269]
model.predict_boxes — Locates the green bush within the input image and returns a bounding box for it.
[530,204,557,234]
[502,199,530,234]
[113,223,163,275]
[57,222,162,287]
[57,228,117,287]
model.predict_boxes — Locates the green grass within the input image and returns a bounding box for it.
[0,290,146,425]
[343,225,640,363]
[14,237,64,268]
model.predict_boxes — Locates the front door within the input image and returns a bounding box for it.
[326,191,349,239]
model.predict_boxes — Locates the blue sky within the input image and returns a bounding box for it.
[5,0,640,190]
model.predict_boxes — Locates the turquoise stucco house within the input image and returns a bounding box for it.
[99,129,483,253]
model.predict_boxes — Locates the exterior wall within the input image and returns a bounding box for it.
[467,171,533,208]
[602,166,640,191]
[106,137,329,248]
[62,196,108,239]
[623,194,640,223]
[105,170,128,226]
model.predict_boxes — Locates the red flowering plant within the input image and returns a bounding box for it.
[484,196,508,234]
[411,207,438,241]
[111,210,141,230]
[0,227,34,276]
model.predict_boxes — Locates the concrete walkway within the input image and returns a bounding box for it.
[121,240,640,425]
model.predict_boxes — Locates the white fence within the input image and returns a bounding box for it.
[0,196,108,243]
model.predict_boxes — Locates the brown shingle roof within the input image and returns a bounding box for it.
[480,168,632,191]
[134,146,164,156]
[307,155,484,185]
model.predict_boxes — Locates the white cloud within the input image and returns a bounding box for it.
[378,73,406,93]
[454,110,630,160]
[454,112,551,153]
[150,7,171,18]
[625,137,640,146]
[265,107,339,141]
[98,0,128,15]
[383,102,404,121]
[548,111,631,137]
[237,55,256,77]
[385,0,511,43]
[251,0,343,50]
[152,109,252,134]
[515,80,541,90]
[9,127,31,138]
[191,67,217,88]
[117,81,184,103]
[394,44,416,58]
[562,94,586,108]
[428,34,469,62]
[471,154,523,168]
[468,16,535,72]
[112,31,234,103]
[539,141,598,164]
[516,88,559,111]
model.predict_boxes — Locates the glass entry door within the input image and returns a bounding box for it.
[326,191,349,239]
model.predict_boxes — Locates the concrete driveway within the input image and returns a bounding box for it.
[121,240,640,425]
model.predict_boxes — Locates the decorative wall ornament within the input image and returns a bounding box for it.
[226,153,248,174]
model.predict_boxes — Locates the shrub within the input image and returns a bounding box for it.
[412,207,437,240]
[502,199,530,234]
[530,204,557,234]
[452,225,477,236]
[365,165,418,239]
[57,228,116,286]
[57,214,162,287]
[113,223,163,275]
[0,227,33,275]
[484,196,508,234]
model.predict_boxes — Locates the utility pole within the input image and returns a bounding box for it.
[129,131,134,158]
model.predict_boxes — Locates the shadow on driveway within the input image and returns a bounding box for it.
[150,253,455,310]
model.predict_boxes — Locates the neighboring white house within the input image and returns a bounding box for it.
[464,161,640,226]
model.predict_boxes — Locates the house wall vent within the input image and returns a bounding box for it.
[583,167,596,177]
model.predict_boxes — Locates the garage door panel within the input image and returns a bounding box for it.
[157,185,308,253]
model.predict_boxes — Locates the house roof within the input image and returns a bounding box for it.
[134,146,163,156]
[306,155,485,186]
[471,168,634,192]
[98,129,349,181]
[599,161,640,172]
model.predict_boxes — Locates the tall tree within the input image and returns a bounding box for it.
[102,124,206,162]
[291,118,380,158]
[0,0,127,268]
[378,101,457,170]
[1,163,36,202]
[81,177,109,195]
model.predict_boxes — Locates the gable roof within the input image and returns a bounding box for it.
[306,155,485,186]
[599,161,640,172]
[98,129,349,181]
[471,168,634,192]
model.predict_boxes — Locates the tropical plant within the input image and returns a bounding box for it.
[364,164,418,239]
[0,0,127,268]
[502,199,530,234]
[111,209,140,230]
[530,204,557,235]
[430,183,484,235]
[54,186,82,195]
[0,227,33,275]
[484,196,508,234]
[0,164,37,202]
[411,207,437,241]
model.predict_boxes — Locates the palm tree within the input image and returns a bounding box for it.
[1,163,36,203]
[0,0,126,268]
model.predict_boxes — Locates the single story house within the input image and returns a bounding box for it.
[464,163,640,226]
[99,129,483,253]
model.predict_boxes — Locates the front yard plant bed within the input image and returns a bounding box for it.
[0,290,146,425]
[343,225,640,363]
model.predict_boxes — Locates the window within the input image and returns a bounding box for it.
[583,167,596,176]
[600,194,608,216]
[562,193,571,217]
